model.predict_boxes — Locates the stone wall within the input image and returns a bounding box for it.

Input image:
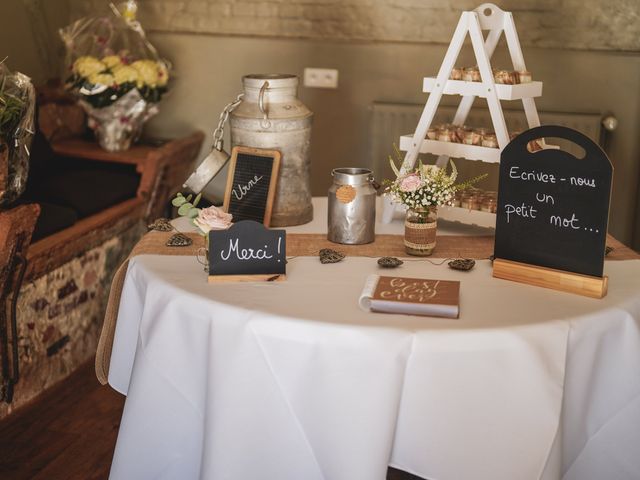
[68,0,640,52]
[0,223,144,419]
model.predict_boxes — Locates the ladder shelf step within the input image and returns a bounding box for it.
[439,206,496,229]
[399,135,501,163]
[422,77,543,101]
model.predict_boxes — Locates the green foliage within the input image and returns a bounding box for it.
[0,73,25,143]
[172,192,201,221]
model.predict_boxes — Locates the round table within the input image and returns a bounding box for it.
[107,199,640,480]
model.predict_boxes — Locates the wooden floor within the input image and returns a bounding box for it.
[0,360,424,480]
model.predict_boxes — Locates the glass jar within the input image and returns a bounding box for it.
[481,196,497,213]
[494,70,515,85]
[450,67,463,80]
[437,128,452,142]
[460,192,481,210]
[404,207,438,256]
[482,132,499,148]
[517,70,532,83]
[462,66,481,82]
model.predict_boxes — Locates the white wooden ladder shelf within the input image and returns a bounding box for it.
[382,3,545,225]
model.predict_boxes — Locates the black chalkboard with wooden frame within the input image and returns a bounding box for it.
[208,220,286,283]
[493,125,613,298]
[223,146,281,226]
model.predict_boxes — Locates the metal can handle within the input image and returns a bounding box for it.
[259,81,271,128]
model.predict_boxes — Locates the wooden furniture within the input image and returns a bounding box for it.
[25,134,204,282]
[0,204,39,403]
[0,97,204,417]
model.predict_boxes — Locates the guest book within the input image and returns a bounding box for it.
[359,275,460,319]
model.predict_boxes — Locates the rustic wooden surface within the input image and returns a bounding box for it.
[0,360,423,480]
[37,103,86,143]
[51,131,205,222]
[0,361,124,480]
[25,198,145,283]
[24,132,205,283]
[0,203,40,285]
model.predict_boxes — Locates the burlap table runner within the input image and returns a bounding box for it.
[95,231,638,384]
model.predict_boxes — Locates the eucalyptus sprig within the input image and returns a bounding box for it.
[172,192,202,219]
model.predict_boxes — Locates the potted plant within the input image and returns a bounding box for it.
[0,61,35,207]
[385,148,486,256]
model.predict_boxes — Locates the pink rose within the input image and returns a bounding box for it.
[399,173,422,192]
[193,206,233,234]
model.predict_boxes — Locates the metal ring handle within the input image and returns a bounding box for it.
[259,81,270,122]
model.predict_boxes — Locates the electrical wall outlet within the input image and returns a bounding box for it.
[303,68,339,89]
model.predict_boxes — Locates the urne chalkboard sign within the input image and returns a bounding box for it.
[493,125,612,298]
[208,220,286,282]
[223,146,281,226]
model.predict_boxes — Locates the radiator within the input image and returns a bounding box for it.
[369,102,605,188]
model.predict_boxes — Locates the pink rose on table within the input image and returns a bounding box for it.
[193,206,233,234]
[399,173,423,192]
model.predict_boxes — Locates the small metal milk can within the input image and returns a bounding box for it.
[230,74,313,227]
[328,168,377,244]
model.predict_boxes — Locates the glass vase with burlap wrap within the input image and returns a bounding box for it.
[404,207,437,256]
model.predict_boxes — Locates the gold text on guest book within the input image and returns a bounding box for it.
[379,278,440,302]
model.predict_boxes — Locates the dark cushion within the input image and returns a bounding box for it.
[33,169,139,219]
[31,202,78,242]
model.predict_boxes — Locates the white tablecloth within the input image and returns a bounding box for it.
[109,198,640,480]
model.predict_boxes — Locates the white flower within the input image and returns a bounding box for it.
[193,206,233,234]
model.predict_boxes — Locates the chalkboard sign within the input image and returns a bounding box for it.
[494,125,612,278]
[208,220,286,282]
[223,146,281,226]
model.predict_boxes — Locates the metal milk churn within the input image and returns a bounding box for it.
[230,74,313,227]
[328,168,376,244]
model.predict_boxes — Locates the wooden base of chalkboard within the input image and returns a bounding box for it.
[493,258,608,299]
[208,274,286,283]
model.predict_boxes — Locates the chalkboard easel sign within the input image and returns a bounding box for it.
[493,125,613,298]
[208,220,286,283]
[223,146,281,227]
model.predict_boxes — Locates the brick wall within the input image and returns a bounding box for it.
[68,0,639,51]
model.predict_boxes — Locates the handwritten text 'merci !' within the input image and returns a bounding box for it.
[232,175,264,201]
[220,238,282,261]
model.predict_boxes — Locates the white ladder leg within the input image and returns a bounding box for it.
[399,12,471,175]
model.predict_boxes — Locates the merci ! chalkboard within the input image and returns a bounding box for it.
[223,146,281,227]
[494,125,612,280]
[208,220,286,282]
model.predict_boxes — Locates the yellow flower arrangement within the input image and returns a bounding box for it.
[73,56,106,78]
[131,59,159,88]
[88,72,115,86]
[112,65,139,85]
[102,55,122,69]
[69,55,169,108]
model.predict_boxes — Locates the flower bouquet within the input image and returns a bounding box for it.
[172,192,233,235]
[60,2,170,151]
[385,147,486,255]
[0,61,35,206]
[172,192,233,269]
